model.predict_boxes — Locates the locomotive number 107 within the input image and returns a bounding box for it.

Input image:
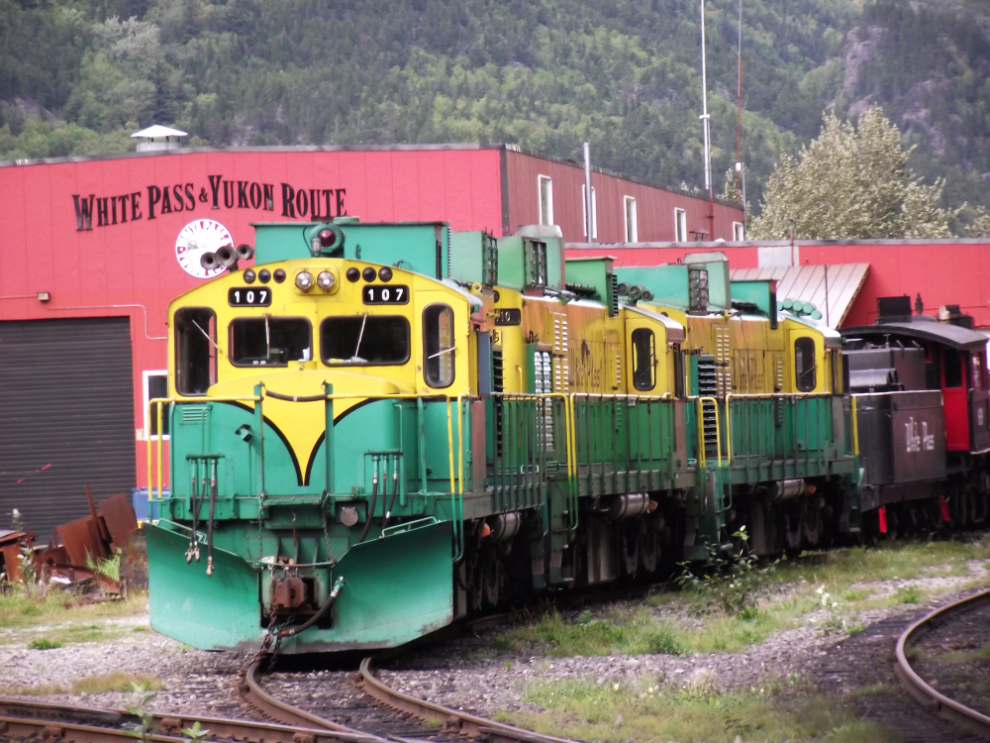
[228,287,272,306]
[363,285,409,305]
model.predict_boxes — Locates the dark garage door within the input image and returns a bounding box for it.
[0,317,135,540]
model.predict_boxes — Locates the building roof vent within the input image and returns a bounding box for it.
[131,125,187,152]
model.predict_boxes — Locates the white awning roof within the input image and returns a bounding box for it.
[730,263,870,328]
[131,125,188,139]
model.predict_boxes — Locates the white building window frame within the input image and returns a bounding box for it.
[624,195,638,242]
[674,208,687,242]
[581,184,598,239]
[733,221,745,241]
[538,175,554,226]
[142,369,169,440]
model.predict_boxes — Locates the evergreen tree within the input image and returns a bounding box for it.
[749,107,959,240]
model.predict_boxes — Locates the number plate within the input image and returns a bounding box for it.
[494,308,521,326]
[228,287,272,306]
[362,284,409,305]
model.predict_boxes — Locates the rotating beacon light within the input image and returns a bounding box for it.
[307,223,345,256]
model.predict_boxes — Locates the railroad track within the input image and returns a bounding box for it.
[243,656,585,743]
[894,588,990,739]
[0,695,371,742]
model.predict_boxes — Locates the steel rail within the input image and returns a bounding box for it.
[357,656,586,743]
[894,588,990,738]
[0,713,186,742]
[0,694,367,743]
[240,659,391,742]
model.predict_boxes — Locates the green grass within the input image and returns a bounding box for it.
[927,642,990,664]
[27,638,62,650]
[0,672,163,697]
[501,676,895,743]
[70,672,164,694]
[894,585,922,604]
[0,591,147,629]
[502,608,687,657]
[496,536,990,660]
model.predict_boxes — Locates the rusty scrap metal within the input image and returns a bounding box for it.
[4,488,139,597]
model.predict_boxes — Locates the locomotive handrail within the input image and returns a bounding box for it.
[851,395,860,457]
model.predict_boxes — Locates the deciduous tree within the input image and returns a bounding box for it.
[749,107,958,240]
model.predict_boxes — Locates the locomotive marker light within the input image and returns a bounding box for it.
[295,270,314,291]
[243,269,257,284]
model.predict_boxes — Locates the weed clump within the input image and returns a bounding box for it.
[675,527,779,617]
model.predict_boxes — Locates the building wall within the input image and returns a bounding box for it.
[0,146,505,490]
[565,239,990,328]
[504,149,743,242]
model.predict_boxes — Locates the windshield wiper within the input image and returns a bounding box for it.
[350,313,369,362]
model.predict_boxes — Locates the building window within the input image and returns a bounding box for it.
[538,175,553,226]
[230,317,312,366]
[581,184,597,239]
[175,307,217,396]
[143,370,169,438]
[795,337,816,392]
[321,315,410,365]
[624,196,638,242]
[733,221,745,241]
[423,304,455,387]
[631,328,656,391]
[675,208,687,242]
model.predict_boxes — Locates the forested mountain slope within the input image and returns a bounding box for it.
[1,0,987,220]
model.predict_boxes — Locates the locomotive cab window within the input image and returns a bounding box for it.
[794,337,816,392]
[175,308,217,396]
[230,317,311,366]
[631,328,656,391]
[424,304,455,388]
[972,353,984,390]
[321,315,410,365]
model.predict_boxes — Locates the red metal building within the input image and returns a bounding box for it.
[0,143,741,536]
[567,238,990,330]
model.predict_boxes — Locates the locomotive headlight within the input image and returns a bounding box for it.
[295,270,314,291]
[317,270,336,291]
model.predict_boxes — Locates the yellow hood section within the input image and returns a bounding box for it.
[207,369,409,462]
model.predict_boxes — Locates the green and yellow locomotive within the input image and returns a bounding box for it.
[145,220,859,651]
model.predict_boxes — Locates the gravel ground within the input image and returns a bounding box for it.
[0,556,986,724]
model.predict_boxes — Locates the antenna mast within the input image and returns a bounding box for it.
[700,0,714,235]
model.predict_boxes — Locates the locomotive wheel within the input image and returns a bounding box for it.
[950,491,973,527]
[621,532,639,578]
[801,508,821,548]
[883,506,899,541]
[468,557,485,613]
[783,511,802,555]
[975,491,989,525]
[640,532,659,574]
[483,560,500,608]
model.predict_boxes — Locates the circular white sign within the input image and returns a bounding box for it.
[175,219,233,279]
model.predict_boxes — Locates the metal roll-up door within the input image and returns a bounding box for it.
[0,317,135,540]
